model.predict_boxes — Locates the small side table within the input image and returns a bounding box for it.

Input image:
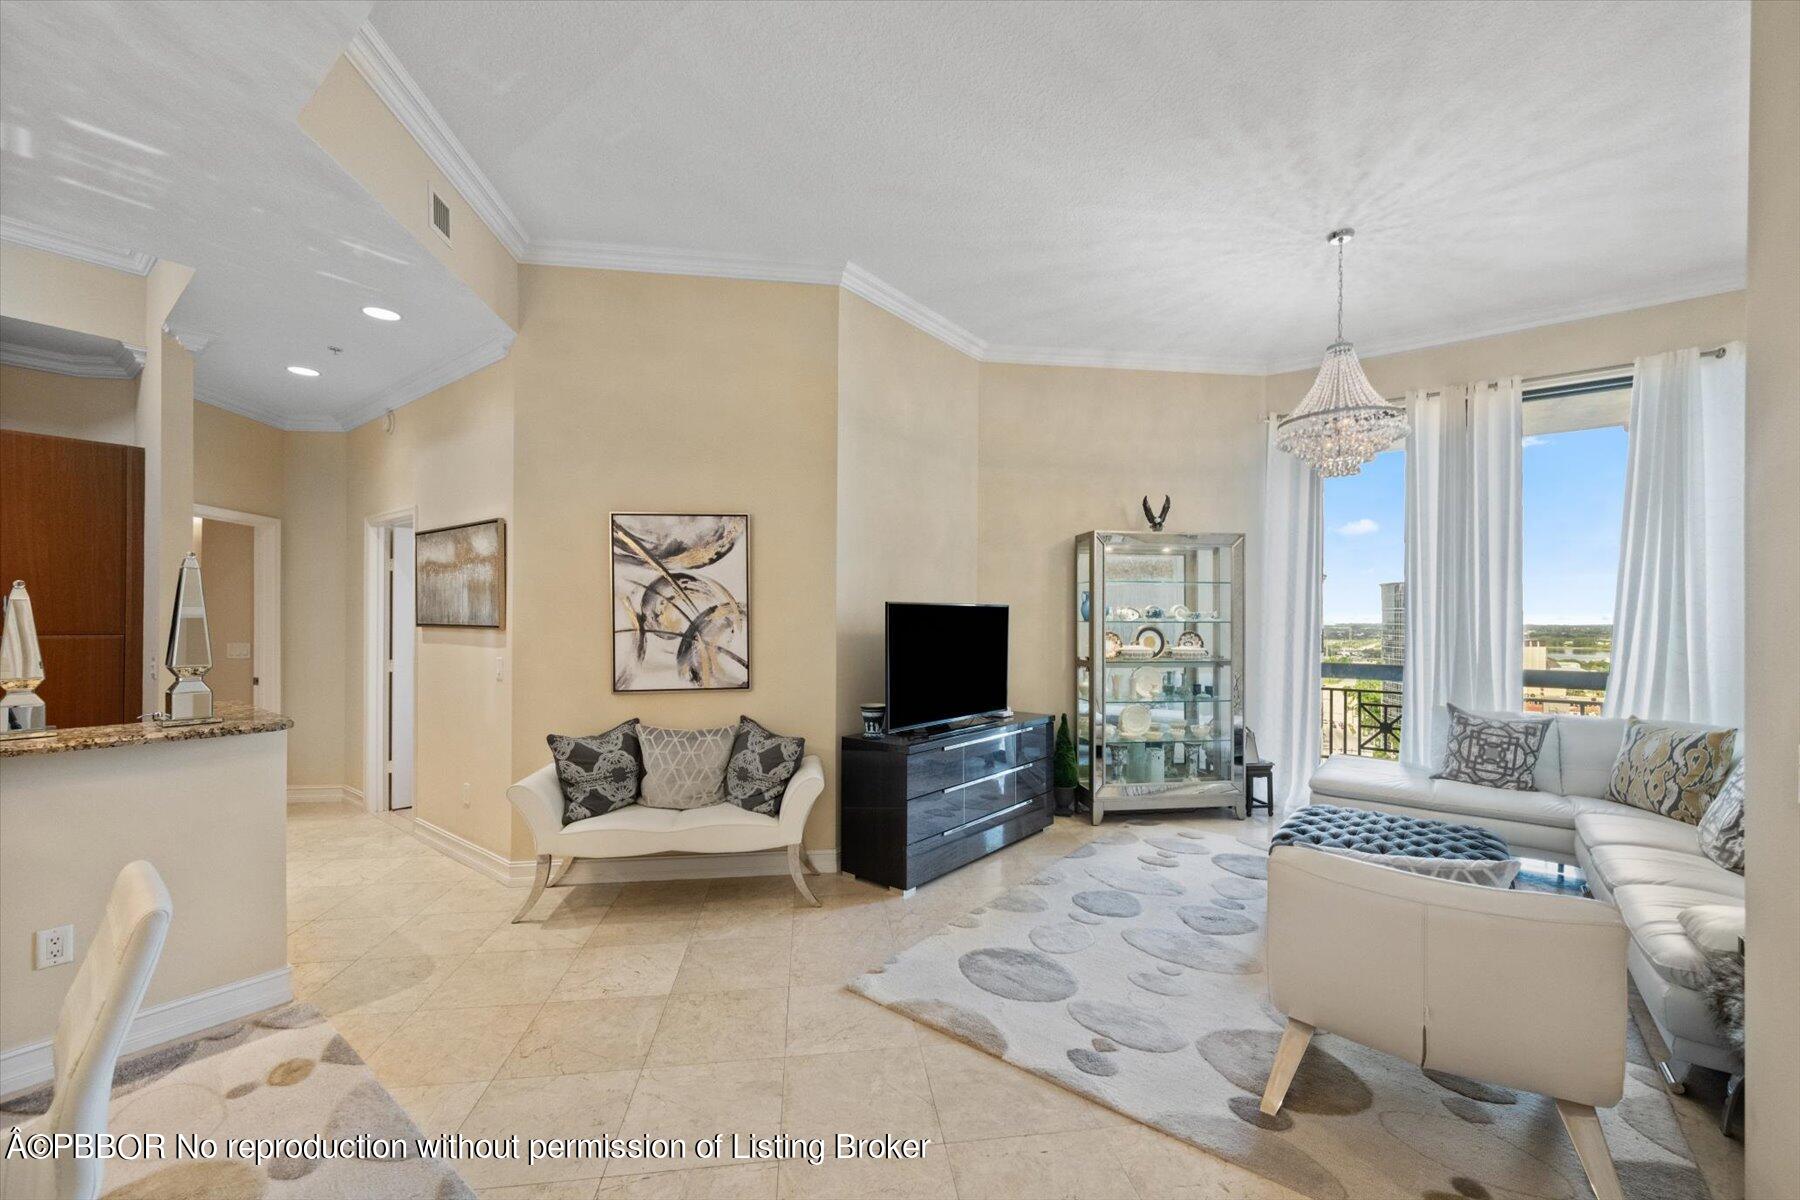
[1244,759,1275,816]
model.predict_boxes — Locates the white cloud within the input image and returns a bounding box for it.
[1336,518,1379,537]
[1522,435,1548,448]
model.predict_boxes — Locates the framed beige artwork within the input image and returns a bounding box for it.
[415,518,506,628]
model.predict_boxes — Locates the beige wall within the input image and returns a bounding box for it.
[196,518,256,707]
[345,358,515,853]
[281,432,349,787]
[976,364,1268,719]
[300,56,519,331]
[0,732,287,1063]
[1744,0,1800,1187]
[0,242,145,348]
[1264,291,1746,405]
[137,263,198,715]
[512,266,840,854]
[836,292,981,738]
[0,363,139,444]
[193,401,285,517]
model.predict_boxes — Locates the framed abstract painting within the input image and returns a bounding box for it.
[415,518,506,628]
[611,513,750,691]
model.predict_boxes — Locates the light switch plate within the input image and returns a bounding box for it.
[226,642,252,660]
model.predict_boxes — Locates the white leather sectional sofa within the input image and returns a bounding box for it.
[1308,713,1742,1077]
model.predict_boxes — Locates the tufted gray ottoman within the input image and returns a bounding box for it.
[1272,803,1521,888]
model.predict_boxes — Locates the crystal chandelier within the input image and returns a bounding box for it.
[1275,228,1407,476]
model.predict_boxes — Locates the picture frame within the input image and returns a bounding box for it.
[611,512,750,692]
[415,517,506,628]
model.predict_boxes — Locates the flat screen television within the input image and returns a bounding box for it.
[884,602,1009,734]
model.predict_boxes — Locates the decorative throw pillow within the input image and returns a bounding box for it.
[638,725,736,809]
[1607,718,1737,824]
[724,716,804,816]
[1697,760,1745,872]
[547,720,642,824]
[1431,703,1551,791]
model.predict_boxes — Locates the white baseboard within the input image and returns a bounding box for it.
[410,816,519,884]
[286,785,365,805]
[0,966,293,1098]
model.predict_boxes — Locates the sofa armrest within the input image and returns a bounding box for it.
[507,764,566,852]
[777,755,826,844]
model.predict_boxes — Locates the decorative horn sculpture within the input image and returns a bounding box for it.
[0,581,52,738]
[161,552,218,724]
[1142,495,1171,532]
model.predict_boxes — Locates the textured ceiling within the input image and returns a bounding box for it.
[0,0,511,429]
[371,0,1750,371]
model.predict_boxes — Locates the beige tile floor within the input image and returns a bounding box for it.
[285,800,1742,1200]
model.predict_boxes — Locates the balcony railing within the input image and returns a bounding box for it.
[1320,661,1607,758]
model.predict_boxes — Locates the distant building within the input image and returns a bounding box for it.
[1380,582,1404,695]
[1524,641,1549,670]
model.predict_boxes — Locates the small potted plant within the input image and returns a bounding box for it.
[1053,713,1079,815]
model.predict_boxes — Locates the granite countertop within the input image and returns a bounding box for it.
[0,703,293,758]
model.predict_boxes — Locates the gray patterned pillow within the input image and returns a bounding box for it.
[1607,718,1737,824]
[548,721,641,824]
[1431,703,1551,791]
[1697,760,1744,873]
[639,725,735,809]
[725,716,804,816]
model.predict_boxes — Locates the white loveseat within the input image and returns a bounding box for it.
[507,755,827,920]
[1308,713,1742,1078]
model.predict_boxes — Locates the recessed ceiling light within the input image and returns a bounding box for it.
[287,365,320,377]
[361,306,401,322]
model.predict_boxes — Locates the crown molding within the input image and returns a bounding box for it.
[1257,273,1749,375]
[840,263,986,360]
[980,342,1272,377]
[0,216,156,275]
[525,239,841,285]
[0,340,144,379]
[336,332,515,431]
[164,324,216,355]
[345,23,530,260]
[193,386,343,432]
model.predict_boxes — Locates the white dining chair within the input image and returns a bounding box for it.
[0,861,173,1200]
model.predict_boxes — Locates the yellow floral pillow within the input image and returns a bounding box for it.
[1606,718,1737,824]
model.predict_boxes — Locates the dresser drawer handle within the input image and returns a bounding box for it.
[942,764,1031,793]
[940,730,1017,753]
[942,798,1035,835]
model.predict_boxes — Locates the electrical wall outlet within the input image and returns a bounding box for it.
[462,781,471,809]
[35,925,75,969]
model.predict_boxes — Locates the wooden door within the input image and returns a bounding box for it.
[0,430,145,727]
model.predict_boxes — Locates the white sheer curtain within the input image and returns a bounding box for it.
[1400,379,1524,768]
[1606,344,1745,728]
[1251,416,1322,813]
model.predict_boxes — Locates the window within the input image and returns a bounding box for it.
[1520,385,1630,714]
[1321,444,1405,757]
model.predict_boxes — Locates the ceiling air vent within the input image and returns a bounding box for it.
[429,187,452,245]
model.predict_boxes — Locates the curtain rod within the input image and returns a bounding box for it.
[1519,345,1727,387]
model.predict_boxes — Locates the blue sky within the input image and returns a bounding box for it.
[1323,426,1628,624]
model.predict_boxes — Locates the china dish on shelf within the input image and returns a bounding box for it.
[1143,605,1165,619]
[1176,630,1206,650]
[1169,604,1193,620]
[1135,626,1166,656]
[1104,631,1124,659]
[1118,704,1152,738]
[1131,666,1162,699]
[1114,606,1141,622]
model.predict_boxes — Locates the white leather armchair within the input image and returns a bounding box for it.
[506,755,826,921]
[1260,846,1630,1200]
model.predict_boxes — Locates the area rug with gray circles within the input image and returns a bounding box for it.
[0,1004,472,1200]
[850,819,1707,1200]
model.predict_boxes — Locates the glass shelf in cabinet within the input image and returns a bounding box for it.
[1101,657,1229,668]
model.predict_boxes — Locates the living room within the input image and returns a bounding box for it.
[0,2,1794,1198]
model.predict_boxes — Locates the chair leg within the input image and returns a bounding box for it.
[787,843,820,907]
[547,856,574,887]
[1720,1072,1744,1138]
[1260,1018,1315,1115]
[513,854,551,923]
[1555,1099,1624,1200]
[1657,1057,1690,1096]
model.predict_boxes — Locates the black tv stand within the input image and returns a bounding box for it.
[839,711,1053,891]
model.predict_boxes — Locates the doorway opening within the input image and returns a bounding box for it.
[191,504,280,713]
[364,510,416,813]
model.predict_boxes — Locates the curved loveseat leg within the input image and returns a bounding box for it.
[787,844,821,907]
[548,856,575,887]
[514,854,551,923]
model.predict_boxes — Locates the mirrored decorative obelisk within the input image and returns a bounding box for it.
[160,552,218,724]
[0,580,52,738]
